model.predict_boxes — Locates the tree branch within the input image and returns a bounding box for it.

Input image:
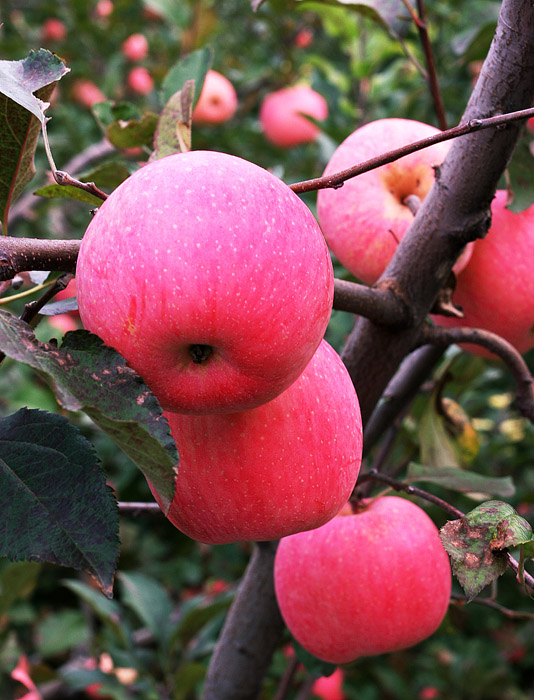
[421,324,534,423]
[0,238,79,281]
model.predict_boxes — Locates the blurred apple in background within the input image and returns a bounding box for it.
[41,17,67,43]
[121,33,149,62]
[71,79,107,108]
[151,340,362,544]
[275,496,451,663]
[259,85,328,148]
[434,189,534,355]
[127,66,154,95]
[94,0,113,19]
[317,118,472,284]
[192,69,238,125]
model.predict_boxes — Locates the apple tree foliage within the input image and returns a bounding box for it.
[0,0,534,699]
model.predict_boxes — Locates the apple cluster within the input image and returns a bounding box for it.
[76,149,363,544]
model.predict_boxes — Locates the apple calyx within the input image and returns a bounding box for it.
[189,344,213,364]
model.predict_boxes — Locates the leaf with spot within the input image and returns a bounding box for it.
[440,500,534,600]
[0,311,177,513]
[152,81,194,159]
[0,408,118,597]
[0,49,69,232]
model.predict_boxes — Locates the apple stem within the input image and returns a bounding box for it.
[189,343,213,364]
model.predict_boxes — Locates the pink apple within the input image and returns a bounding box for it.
[71,80,107,108]
[149,340,362,544]
[121,33,149,62]
[294,28,314,49]
[312,668,345,700]
[192,70,238,125]
[274,496,451,663]
[95,0,114,18]
[127,67,154,95]
[76,150,334,414]
[317,118,472,285]
[259,85,328,148]
[41,18,67,42]
[434,189,534,355]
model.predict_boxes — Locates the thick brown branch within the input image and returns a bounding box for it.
[290,107,534,195]
[421,324,534,423]
[333,278,411,328]
[0,238,79,281]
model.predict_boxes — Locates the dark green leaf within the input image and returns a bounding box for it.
[407,463,515,498]
[161,48,213,108]
[505,134,534,213]
[0,408,118,596]
[62,579,129,643]
[78,161,134,190]
[0,312,177,513]
[440,500,534,600]
[36,610,89,656]
[171,594,233,650]
[153,82,194,159]
[293,639,337,678]
[0,49,69,231]
[0,560,41,617]
[33,183,104,206]
[118,571,173,642]
[106,112,159,149]
[173,663,206,700]
[92,101,142,128]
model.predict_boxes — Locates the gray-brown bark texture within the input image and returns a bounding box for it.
[205,1,534,697]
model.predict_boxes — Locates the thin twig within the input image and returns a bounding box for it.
[290,107,534,194]
[450,593,534,619]
[272,655,300,700]
[421,324,534,423]
[118,501,163,515]
[53,170,108,201]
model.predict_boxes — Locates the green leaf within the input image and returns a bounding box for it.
[143,0,191,28]
[0,408,119,597]
[0,312,177,513]
[118,571,173,642]
[62,578,129,644]
[505,134,534,213]
[152,82,194,159]
[92,101,142,128]
[292,639,337,678]
[302,0,412,34]
[0,49,69,231]
[0,560,41,617]
[33,183,104,206]
[173,663,206,700]
[36,609,89,657]
[78,161,134,191]
[407,464,515,498]
[161,48,213,108]
[106,112,159,149]
[170,594,233,650]
[440,500,534,600]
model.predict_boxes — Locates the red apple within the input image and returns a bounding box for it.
[71,80,107,109]
[317,118,472,285]
[95,0,114,18]
[122,33,149,62]
[294,28,314,49]
[192,70,238,125]
[76,150,334,414]
[127,67,154,95]
[434,189,534,355]
[41,17,67,42]
[419,688,440,700]
[149,340,362,544]
[312,668,345,700]
[259,85,328,148]
[274,496,451,663]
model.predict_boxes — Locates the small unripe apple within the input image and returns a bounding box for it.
[434,189,534,355]
[192,70,238,125]
[150,340,362,544]
[312,668,345,700]
[71,80,107,109]
[274,496,451,663]
[317,118,472,285]
[259,85,328,148]
[127,66,154,95]
[121,33,149,62]
[41,18,67,43]
[77,150,334,414]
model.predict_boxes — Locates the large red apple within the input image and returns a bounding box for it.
[434,189,534,355]
[317,118,472,285]
[77,150,334,414]
[259,85,328,148]
[192,70,238,125]
[150,340,362,544]
[274,496,451,663]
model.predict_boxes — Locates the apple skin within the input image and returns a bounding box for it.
[71,80,107,108]
[149,340,362,544]
[259,85,328,148]
[317,118,472,285]
[312,668,345,700]
[127,66,154,95]
[274,496,451,663]
[434,189,534,356]
[77,150,334,414]
[192,70,238,125]
[122,33,149,62]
